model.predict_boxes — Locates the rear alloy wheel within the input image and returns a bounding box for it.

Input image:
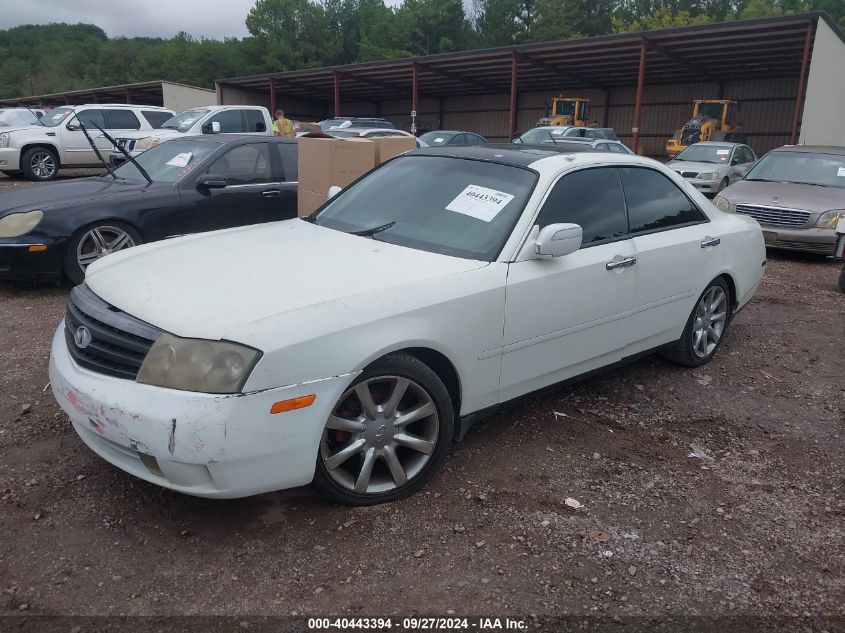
[21,147,58,181]
[662,278,731,367]
[64,223,141,284]
[313,353,453,505]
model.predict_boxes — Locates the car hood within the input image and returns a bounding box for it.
[115,129,183,141]
[0,177,160,216]
[1,125,53,136]
[85,220,489,342]
[667,160,728,175]
[721,179,845,214]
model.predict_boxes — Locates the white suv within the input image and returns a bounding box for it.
[0,104,174,181]
[110,106,274,164]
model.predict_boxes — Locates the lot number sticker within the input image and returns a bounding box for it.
[837,167,845,177]
[446,184,515,222]
[166,152,193,168]
[716,149,729,155]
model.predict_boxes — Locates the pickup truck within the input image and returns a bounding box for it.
[110,105,274,164]
[0,104,174,181]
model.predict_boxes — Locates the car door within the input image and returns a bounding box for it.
[271,141,299,220]
[500,166,637,402]
[202,109,247,134]
[731,146,756,182]
[191,142,279,232]
[621,167,716,351]
[61,109,112,165]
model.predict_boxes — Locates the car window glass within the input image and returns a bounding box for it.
[105,109,141,130]
[276,143,298,181]
[597,143,608,151]
[70,109,106,130]
[608,143,627,154]
[244,110,266,133]
[208,110,245,133]
[585,129,603,139]
[743,147,755,163]
[451,134,469,145]
[141,110,172,128]
[209,143,272,185]
[619,167,707,234]
[468,134,485,145]
[535,167,628,245]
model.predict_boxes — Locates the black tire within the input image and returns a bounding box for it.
[838,265,845,293]
[312,353,454,506]
[63,222,142,285]
[661,277,732,367]
[21,147,59,181]
[1,170,21,178]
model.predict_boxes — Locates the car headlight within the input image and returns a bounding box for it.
[816,210,845,229]
[0,132,9,149]
[135,136,161,151]
[0,210,43,237]
[697,172,719,180]
[137,333,261,394]
[713,195,733,213]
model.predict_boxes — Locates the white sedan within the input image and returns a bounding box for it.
[50,146,765,505]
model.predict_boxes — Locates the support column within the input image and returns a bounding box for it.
[124,88,131,104]
[269,77,277,116]
[509,51,518,139]
[790,22,814,145]
[631,40,647,153]
[333,71,340,117]
[602,88,611,128]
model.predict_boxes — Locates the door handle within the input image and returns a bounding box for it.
[606,256,637,271]
[261,189,281,198]
[700,236,721,248]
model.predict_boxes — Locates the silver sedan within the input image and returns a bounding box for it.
[668,142,757,196]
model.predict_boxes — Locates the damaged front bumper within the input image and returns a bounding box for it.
[49,324,358,498]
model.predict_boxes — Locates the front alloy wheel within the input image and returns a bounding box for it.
[64,222,142,284]
[313,354,453,505]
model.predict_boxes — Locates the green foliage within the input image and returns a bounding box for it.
[0,0,841,100]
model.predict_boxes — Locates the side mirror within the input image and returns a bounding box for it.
[196,173,227,189]
[327,185,342,200]
[534,223,582,258]
[202,121,222,134]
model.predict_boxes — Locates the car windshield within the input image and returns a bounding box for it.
[313,155,537,261]
[0,109,40,126]
[112,139,222,183]
[519,128,569,144]
[675,145,732,163]
[160,109,209,132]
[744,151,845,189]
[39,107,74,128]
[419,132,454,145]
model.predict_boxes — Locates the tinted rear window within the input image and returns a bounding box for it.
[142,110,173,129]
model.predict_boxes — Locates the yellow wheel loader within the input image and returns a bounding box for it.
[666,99,745,156]
[537,97,597,127]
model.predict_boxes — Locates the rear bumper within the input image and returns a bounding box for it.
[0,148,22,171]
[0,238,66,284]
[760,226,836,255]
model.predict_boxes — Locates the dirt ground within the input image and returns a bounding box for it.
[0,173,843,630]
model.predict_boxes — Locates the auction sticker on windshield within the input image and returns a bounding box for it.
[837,167,845,177]
[446,184,515,222]
[166,152,193,168]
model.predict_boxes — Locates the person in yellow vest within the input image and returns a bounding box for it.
[273,109,296,137]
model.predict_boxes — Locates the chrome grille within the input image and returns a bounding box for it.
[735,204,811,228]
[64,285,161,380]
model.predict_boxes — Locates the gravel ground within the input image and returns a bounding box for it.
[0,172,843,630]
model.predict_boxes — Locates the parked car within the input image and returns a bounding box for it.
[325,127,426,148]
[513,126,619,144]
[0,104,175,181]
[319,117,394,132]
[0,108,45,127]
[418,131,488,147]
[0,135,298,284]
[109,106,273,164]
[668,142,756,196]
[49,145,764,504]
[714,145,845,255]
[535,137,634,154]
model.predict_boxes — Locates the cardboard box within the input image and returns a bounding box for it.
[298,133,376,194]
[297,187,327,217]
[370,135,417,164]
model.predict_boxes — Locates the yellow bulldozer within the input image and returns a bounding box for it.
[537,97,597,127]
[666,99,745,156]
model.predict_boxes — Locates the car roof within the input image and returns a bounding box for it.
[773,144,845,155]
[409,144,599,167]
[177,134,297,144]
[690,141,743,148]
[339,127,407,134]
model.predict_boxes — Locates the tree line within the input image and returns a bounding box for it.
[1,0,842,100]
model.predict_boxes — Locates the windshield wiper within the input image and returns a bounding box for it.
[350,221,395,237]
[78,122,118,180]
[91,123,153,185]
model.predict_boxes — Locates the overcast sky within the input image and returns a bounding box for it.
[0,0,260,39]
